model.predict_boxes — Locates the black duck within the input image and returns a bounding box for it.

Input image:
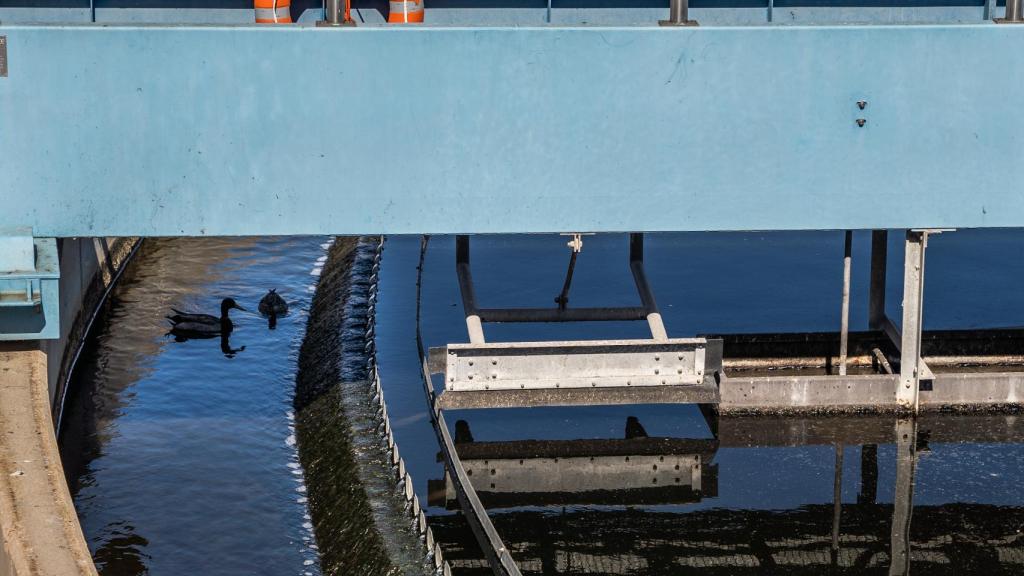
[167,298,245,336]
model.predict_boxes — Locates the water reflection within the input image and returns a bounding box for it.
[166,331,247,358]
[92,522,151,576]
[60,237,325,576]
[430,413,1024,575]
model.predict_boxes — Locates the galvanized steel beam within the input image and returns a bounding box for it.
[2,25,1024,236]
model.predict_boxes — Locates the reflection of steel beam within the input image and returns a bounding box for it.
[431,453,717,509]
[889,418,918,576]
[445,453,707,507]
[717,413,1024,447]
[831,444,844,566]
[431,427,720,509]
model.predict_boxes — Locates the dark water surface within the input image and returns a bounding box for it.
[60,237,328,575]
[374,231,1024,575]
[55,231,1024,575]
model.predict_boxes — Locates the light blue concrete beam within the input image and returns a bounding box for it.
[1,24,1022,236]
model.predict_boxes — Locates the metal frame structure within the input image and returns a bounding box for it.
[433,234,720,407]
[0,230,60,340]
[455,234,667,343]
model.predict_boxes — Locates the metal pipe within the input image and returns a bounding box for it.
[478,306,648,323]
[839,231,852,376]
[1006,0,1022,22]
[455,235,486,344]
[868,230,887,329]
[659,0,695,25]
[629,233,669,340]
[324,0,340,24]
[668,0,688,24]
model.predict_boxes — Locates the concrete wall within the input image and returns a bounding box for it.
[43,238,139,417]
[0,237,138,576]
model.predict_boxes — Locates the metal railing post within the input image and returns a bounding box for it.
[659,0,697,26]
[997,0,1022,22]
[318,0,355,26]
[325,0,340,23]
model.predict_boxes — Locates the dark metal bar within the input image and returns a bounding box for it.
[629,233,669,340]
[869,230,888,329]
[478,306,648,323]
[417,236,522,576]
[858,444,878,504]
[555,250,578,310]
[831,444,844,565]
[456,235,486,343]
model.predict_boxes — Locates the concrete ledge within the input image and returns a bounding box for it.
[0,346,97,576]
[719,372,1024,414]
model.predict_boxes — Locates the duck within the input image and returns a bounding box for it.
[167,298,246,336]
[258,289,288,329]
[258,289,288,316]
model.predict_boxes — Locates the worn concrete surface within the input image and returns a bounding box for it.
[0,345,97,576]
[0,237,138,576]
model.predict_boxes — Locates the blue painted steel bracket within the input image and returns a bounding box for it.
[0,24,1022,236]
[0,230,60,340]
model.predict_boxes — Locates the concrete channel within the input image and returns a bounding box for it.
[1,238,137,576]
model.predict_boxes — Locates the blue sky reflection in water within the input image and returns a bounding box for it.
[374,231,1024,575]
[60,237,327,576]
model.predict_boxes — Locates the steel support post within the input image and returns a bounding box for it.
[1000,0,1023,21]
[325,0,340,23]
[839,231,853,376]
[629,234,669,341]
[869,230,888,330]
[897,231,928,411]
[456,235,486,344]
[659,0,697,25]
[889,418,918,576]
[317,0,355,26]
